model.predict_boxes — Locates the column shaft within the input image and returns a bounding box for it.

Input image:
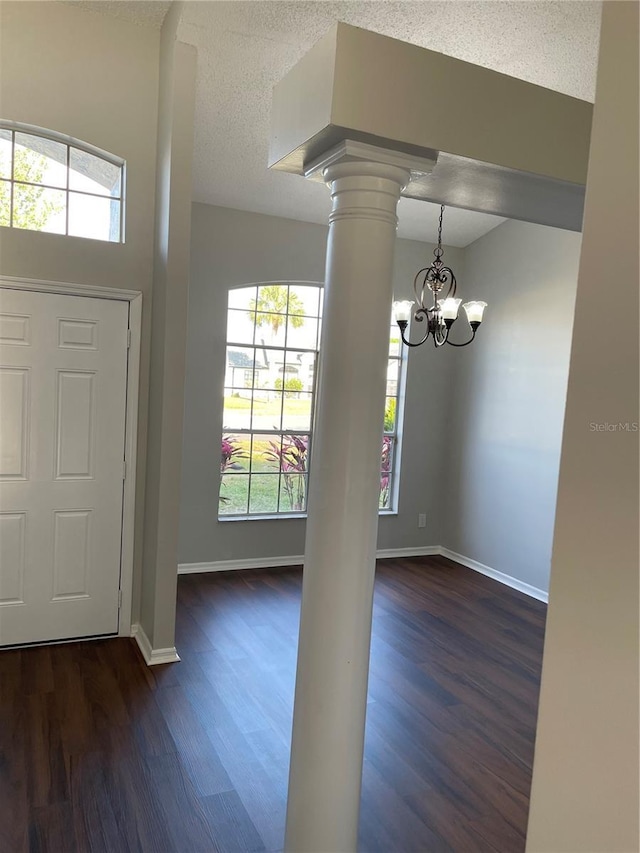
[285,161,409,853]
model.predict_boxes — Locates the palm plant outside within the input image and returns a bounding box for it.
[248,284,305,337]
[263,434,308,511]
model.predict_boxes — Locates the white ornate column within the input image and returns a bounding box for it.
[284,144,429,853]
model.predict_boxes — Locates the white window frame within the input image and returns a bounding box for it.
[219,283,407,520]
[0,120,126,242]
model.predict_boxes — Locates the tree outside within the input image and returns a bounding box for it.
[0,147,64,230]
[248,284,305,338]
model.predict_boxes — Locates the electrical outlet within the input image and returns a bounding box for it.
[418,513,427,528]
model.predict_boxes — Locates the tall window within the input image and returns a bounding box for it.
[220,283,404,518]
[0,123,124,242]
[381,320,403,511]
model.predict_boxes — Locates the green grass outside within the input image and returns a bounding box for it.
[224,395,312,415]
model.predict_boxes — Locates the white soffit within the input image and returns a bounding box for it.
[178,1,601,246]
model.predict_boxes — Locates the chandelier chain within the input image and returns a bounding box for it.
[434,205,445,262]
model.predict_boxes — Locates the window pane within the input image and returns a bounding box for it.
[379,474,391,509]
[255,312,285,344]
[251,391,283,431]
[383,397,396,432]
[220,434,249,474]
[248,474,280,514]
[380,436,393,509]
[280,434,309,474]
[228,286,257,311]
[68,192,120,241]
[284,349,306,378]
[225,346,257,389]
[279,472,307,513]
[285,314,319,349]
[253,433,281,473]
[13,183,65,233]
[227,308,256,345]
[289,284,320,317]
[278,435,309,513]
[220,474,249,515]
[223,389,252,431]
[259,433,282,475]
[0,180,10,226]
[69,148,121,197]
[0,130,12,180]
[389,326,401,357]
[282,393,313,432]
[257,284,288,314]
[386,358,400,397]
[15,132,67,188]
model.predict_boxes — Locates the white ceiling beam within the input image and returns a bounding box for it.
[269,23,593,231]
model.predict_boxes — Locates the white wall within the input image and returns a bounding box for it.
[179,202,461,565]
[442,219,581,594]
[526,2,639,849]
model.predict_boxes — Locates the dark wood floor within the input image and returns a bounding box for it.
[0,556,546,853]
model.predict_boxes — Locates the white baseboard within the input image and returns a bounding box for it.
[177,545,440,576]
[439,547,549,603]
[178,554,305,574]
[177,545,548,603]
[378,545,441,560]
[131,623,181,666]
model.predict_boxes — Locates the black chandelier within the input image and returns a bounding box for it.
[393,205,487,348]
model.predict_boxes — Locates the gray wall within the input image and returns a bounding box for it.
[141,6,197,650]
[179,202,462,565]
[442,218,581,592]
[0,1,159,625]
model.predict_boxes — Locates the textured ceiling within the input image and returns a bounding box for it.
[66,1,602,246]
[177,0,601,246]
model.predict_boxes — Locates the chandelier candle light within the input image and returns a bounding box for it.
[393,205,487,348]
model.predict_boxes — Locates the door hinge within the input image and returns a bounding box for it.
[118,589,123,609]
[127,329,132,349]
[122,459,127,480]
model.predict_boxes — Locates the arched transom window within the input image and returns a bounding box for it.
[0,122,124,242]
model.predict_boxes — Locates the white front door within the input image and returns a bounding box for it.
[0,288,129,646]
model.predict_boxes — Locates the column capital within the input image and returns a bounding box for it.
[304,138,437,186]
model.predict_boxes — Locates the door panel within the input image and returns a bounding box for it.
[0,288,129,646]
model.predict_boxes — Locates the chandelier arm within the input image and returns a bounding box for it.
[399,326,432,347]
[397,309,432,347]
[413,268,431,307]
[445,329,477,348]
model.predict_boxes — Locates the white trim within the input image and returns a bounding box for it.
[0,275,142,637]
[0,120,125,167]
[378,546,441,560]
[177,545,548,603]
[304,139,437,181]
[117,293,142,636]
[178,555,305,574]
[131,623,180,666]
[177,545,440,575]
[439,547,549,603]
[0,275,140,302]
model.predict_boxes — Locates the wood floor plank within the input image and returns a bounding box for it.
[0,556,545,852]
